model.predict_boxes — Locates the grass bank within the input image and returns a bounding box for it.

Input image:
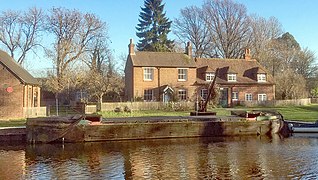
[0,119,26,127]
[100,104,318,122]
[1,104,318,127]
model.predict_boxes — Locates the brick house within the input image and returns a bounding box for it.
[195,49,275,107]
[125,39,197,102]
[0,50,41,119]
[125,40,275,107]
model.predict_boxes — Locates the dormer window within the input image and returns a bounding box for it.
[227,73,237,82]
[205,73,215,81]
[257,73,266,82]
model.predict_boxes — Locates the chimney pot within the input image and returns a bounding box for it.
[128,39,135,55]
[244,48,251,60]
[186,42,192,57]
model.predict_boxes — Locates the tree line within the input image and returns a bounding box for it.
[137,0,317,100]
[0,7,124,106]
[0,0,317,105]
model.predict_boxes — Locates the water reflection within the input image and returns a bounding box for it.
[1,135,318,179]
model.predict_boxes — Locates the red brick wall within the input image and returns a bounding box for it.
[232,85,275,101]
[132,67,197,101]
[0,63,24,119]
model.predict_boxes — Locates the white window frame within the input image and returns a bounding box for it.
[143,67,154,81]
[257,73,266,82]
[178,89,187,101]
[227,73,237,82]
[200,89,208,100]
[178,68,188,81]
[144,89,153,101]
[205,73,215,81]
[232,92,238,101]
[258,94,267,101]
[245,93,252,101]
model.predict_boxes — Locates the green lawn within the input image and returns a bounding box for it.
[100,105,318,122]
[1,104,318,127]
[0,119,26,127]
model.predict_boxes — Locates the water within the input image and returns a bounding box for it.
[1,134,318,179]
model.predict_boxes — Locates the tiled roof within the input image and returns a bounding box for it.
[195,58,274,85]
[131,51,196,68]
[0,50,40,85]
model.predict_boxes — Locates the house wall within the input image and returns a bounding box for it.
[125,57,134,101]
[232,85,275,101]
[0,63,24,119]
[132,66,197,101]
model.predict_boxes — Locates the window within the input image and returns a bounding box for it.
[144,89,153,101]
[178,68,188,81]
[257,73,266,82]
[227,74,237,82]
[205,73,215,81]
[245,93,252,101]
[144,67,154,81]
[178,89,187,101]
[232,92,238,101]
[258,94,267,101]
[200,89,208,99]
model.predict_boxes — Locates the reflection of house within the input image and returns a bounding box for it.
[124,40,275,107]
[0,50,41,119]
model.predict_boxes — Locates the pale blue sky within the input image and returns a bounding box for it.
[1,0,317,74]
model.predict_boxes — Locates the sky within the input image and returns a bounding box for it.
[1,0,318,76]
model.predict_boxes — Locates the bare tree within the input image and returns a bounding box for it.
[202,0,251,58]
[44,7,105,110]
[249,15,283,58]
[84,56,124,105]
[0,7,44,64]
[173,6,213,58]
[275,68,308,100]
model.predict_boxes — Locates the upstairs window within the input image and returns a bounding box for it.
[205,73,215,81]
[143,67,154,81]
[178,68,188,81]
[144,89,153,101]
[178,89,187,101]
[257,73,266,82]
[227,74,237,82]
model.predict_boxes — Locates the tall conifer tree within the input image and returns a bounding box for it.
[136,0,174,52]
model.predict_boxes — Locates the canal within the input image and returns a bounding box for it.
[1,134,318,179]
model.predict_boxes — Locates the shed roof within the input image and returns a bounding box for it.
[0,50,40,85]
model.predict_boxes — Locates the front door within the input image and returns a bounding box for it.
[163,87,173,103]
[219,88,228,107]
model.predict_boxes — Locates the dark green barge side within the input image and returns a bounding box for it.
[25,115,289,144]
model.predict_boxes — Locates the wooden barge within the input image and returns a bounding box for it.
[25,112,289,144]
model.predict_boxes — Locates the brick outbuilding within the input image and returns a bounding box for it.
[0,50,41,119]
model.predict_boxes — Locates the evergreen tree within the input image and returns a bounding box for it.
[136,0,174,52]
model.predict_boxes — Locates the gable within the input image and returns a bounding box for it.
[0,50,39,86]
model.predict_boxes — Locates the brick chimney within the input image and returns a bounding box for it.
[244,48,251,60]
[128,39,135,55]
[186,42,192,57]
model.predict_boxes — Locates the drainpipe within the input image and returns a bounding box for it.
[157,67,160,101]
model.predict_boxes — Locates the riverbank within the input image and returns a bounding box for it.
[1,104,318,128]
